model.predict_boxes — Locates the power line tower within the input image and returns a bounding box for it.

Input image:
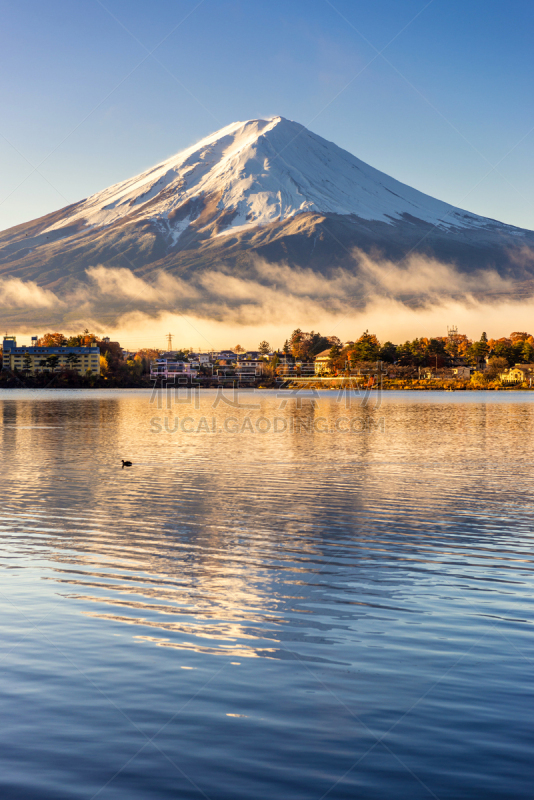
[166,333,173,352]
[446,325,460,363]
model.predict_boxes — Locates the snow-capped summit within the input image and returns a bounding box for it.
[1,116,533,311]
[42,115,505,241]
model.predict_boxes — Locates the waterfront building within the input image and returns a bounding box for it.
[235,360,266,379]
[314,349,332,375]
[499,365,534,385]
[150,359,198,380]
[2,336,100,376]
[188,353,211,365]
[277,359,315,377]
[452,366,472,379]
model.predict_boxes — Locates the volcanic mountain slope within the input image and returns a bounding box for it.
[1,116,533,296]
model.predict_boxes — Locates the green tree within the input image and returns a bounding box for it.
[410,339,428,364]
[289,329,304,358]
[426,338,447,366]
[329,343,341,359]
[22,352,32,373]
[468,332,490,366]
[258,340,271,355]
[493,341,514,366]
[45,355,60,371]
[327,336,342,348]
[170,350,189,362]
[351,330,380,362]
[378,341,397,363]
[511,340,525,364]
[65,353,80,371]
[126,358,143,377]
[307,332,330,357]
[521,340,534,363]
[326,343,342,373]
[486,356,508,379]
[395,341,415,366]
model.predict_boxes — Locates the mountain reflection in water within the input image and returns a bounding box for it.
[1,389,534,800]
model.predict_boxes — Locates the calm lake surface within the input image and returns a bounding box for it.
[1,388,533,799]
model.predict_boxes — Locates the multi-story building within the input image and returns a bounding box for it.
[277,358,315,377]
[2,336,100,376]
[235,359,266,379]
[314,349,332,375]
[150,359,198,380]
[499,365,534,385]
[188,353,211,368]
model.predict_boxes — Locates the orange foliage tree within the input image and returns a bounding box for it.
[37,332,67,346]
[135,348,161,360]
[510,332,531,342]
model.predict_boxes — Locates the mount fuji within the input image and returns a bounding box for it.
[1,116,534,305]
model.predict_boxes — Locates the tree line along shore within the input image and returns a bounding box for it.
[1,328,534,390]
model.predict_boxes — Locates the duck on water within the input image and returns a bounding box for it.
[122,460,133,468]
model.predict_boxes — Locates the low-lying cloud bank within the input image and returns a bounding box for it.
[2,249,534,347]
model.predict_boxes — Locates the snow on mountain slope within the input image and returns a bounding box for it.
[43,116,509,242]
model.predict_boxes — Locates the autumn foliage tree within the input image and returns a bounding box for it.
[97,339,123,367]
[287,329,333,360]
[135,348,161,360]
[510,332,531,343]
[486,357,509,378]
[289,329,304,358]
[133,348,162,374]
[38,332,67,346]
[65,330,97,347]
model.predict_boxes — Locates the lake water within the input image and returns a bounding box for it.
[1,388,533,799]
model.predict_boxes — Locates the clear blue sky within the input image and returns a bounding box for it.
[1,0,533,231]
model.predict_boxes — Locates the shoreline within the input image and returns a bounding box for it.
[0,384,532,393]
[0,372,530,392]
